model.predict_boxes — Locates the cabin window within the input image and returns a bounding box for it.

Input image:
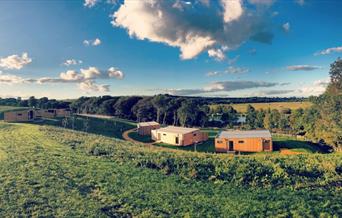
[238,140,244,144]
[48,109,55,113]
[175,137,179,144]
[163,133,166,136]
[217,140,223,143]
[17,113,22,116]
[193,133,197,136]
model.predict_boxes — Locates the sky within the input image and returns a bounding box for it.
[0,0,341,99]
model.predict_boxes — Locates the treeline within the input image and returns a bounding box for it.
[70,95,210,127]
[0,97,70,109]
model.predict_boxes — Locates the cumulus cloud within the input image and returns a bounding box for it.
[314,46,342,56]
[112,0,274,60]
[208,48,225,61]
[1,66,124,93]
[0,52,32,70]
[297,79,329,96]
[84,0,98,8]
[60,70,84,81]
[83,38,101,46]
[282,22,290,32]
[79,80,110,93]
[287,65,322,71]
[108,67,124,79]
[63,59,83,66]
[166,80,280,96]
[225,66,249,74]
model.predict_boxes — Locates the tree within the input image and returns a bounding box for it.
[221,106,237,128]
[255,110,265,128]
[28,96,37,108]
[177,100,198,127]
[326,58,342,95]
[245,105,257,129]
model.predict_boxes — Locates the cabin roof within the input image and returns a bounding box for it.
[138,121,160,127]
[218,130,271,139]
[155,126,199,134]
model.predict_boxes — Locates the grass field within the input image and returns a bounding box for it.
[36,115,135,139]
[0,122,341,217]
[128,131,154,143]
[0,106,28,119]
[210,101,312,113]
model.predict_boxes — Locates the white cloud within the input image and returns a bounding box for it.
[80,67,101,79]
[166,80,280,96]
[0,52,32,70]
[206,71,220,77]
[84,0,98,8]
[221,0,243,23]
[60,70,84,81]
[0,72,25,84]
[108,67,124,79]
[287,65,322,71]
[63,59,82,66]
[208,49,225,61]
[79,80,110,93]
[315,46,342,56]
[225,66,249,74]
[83,38,101,46]
[282,22,290,32]
[112,0,274,60]
[297,79,329,96]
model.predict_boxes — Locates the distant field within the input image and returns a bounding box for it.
[210,101,312,113]
[0,106,28,119]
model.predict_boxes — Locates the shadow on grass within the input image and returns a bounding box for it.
[128,131,154,143]
[32,116,135,140]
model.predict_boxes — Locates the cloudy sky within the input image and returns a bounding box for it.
[0,0,341,99]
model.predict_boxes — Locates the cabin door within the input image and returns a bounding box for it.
[227,141,234,151]
[263,140,271,151]
[28,111,34,120]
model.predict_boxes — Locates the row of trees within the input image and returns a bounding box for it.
[69,95,210,127]
[0,96,69,109]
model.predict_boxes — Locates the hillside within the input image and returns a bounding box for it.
[0,122,341,217]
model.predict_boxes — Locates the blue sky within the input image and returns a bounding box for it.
[0,0,341,99]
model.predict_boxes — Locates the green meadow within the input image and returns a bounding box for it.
[0,121,341,217]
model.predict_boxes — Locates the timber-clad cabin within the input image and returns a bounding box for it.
[151,126,208,146]
[215,130,272,153]
[137,121,160,135]
[4,108,71,122]
[4,109,35,122]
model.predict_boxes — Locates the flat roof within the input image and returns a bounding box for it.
[138,121,160,127]
[218,130,271,139]
[155,126,199,134]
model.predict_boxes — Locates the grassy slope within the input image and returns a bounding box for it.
[210,101,312,113]
[0,122,341,217]
[36,115,135,139]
